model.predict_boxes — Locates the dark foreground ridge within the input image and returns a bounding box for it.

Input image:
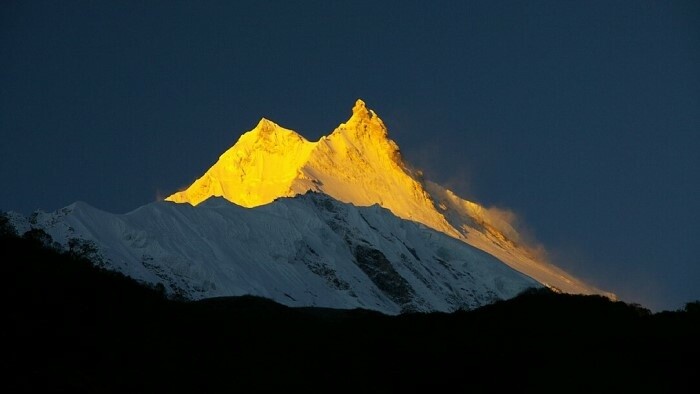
[2,221,698,393]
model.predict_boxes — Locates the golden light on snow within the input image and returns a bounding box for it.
[166,99,611,298]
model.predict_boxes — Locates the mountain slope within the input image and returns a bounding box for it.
[168,100,606,296]
[16,193,538,314]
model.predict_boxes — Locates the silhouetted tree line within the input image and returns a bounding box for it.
[1,212,697,393]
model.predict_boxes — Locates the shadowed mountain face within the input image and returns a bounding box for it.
[2,226,697,393]
[167,100,606,296]
[9,193,538,314]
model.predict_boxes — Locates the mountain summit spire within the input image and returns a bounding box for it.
[349,98,380,123]
[352,99,371,117]
[340,99,388,145]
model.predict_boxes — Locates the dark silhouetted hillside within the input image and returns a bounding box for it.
[1,221,697,393]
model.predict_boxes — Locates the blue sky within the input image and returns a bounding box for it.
[1,0,698,310]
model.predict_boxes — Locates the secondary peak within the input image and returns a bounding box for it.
[240,118,311,148]
[249,118,289,138]
[254,117,277,131]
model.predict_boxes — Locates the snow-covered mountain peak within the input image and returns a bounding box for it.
[336,98,388,142]
[165,100,611,298]
[253,117,278,132]
[349,98,380,123]
[351,98,371,118]
[241,118,309,146]
[165,118,315,207]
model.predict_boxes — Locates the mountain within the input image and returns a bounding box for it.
[10,193,538,314]
[167,99,606,297]
[8,99,610,313]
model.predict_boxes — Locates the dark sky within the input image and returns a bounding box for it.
[2,0,698,311]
